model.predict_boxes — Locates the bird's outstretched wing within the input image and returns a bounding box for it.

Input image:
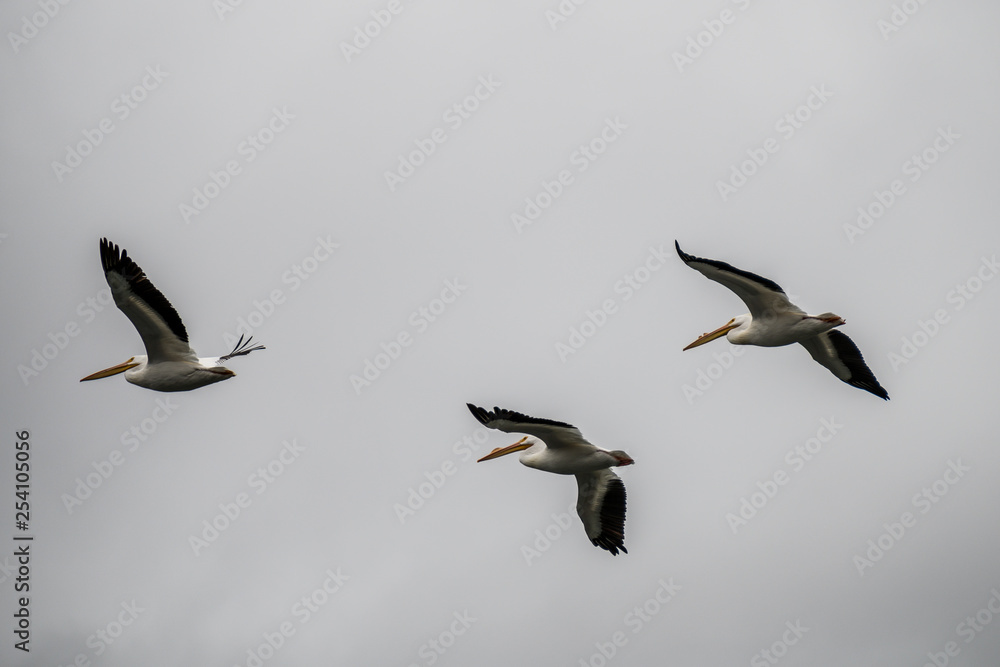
[675,241,804,319]
[467,404,588,449]
[799,330,889,400]
[576,469,628,555]
[100,238,196,364]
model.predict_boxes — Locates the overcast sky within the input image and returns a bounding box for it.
[3,1,1000,666]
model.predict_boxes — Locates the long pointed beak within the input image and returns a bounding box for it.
[477,436,532,463]
[80,358,140,382]
[683,320,738,351]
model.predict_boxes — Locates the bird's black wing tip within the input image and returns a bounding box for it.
[827,331,890,400]
[466,403,490,425]
[853,381,889,400]
[591,477,628,556]
[99,237,123,273]
[871,384,890,400]
[591,538,627,556]
[99,237,140,278]
[674,240,692,262]
[467,404,576,430]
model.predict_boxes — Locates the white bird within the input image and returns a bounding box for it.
[468,403,633,555]
[80,238,264,392]
[675,241,888,399]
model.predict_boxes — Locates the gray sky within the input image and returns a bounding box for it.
[3,1,1000,665]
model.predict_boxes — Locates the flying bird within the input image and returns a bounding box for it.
[468,403,633,555]
[675,241,888,399]
[80,238,264,392]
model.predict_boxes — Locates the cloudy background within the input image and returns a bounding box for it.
[2,1,1000,665]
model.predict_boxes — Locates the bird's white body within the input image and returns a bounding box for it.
[721,311,845,347]
[514,438,627,475]
[118,356,235,392]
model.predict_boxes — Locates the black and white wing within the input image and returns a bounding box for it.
[576,469,628,555]
[799,330,889,400]
[675,241,804,318]
[466,403,588,449]
[99,238,197,364]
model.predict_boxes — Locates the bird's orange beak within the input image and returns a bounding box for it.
[477,436,533,463]
[683,319,738,351]
[80,358,140,381]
